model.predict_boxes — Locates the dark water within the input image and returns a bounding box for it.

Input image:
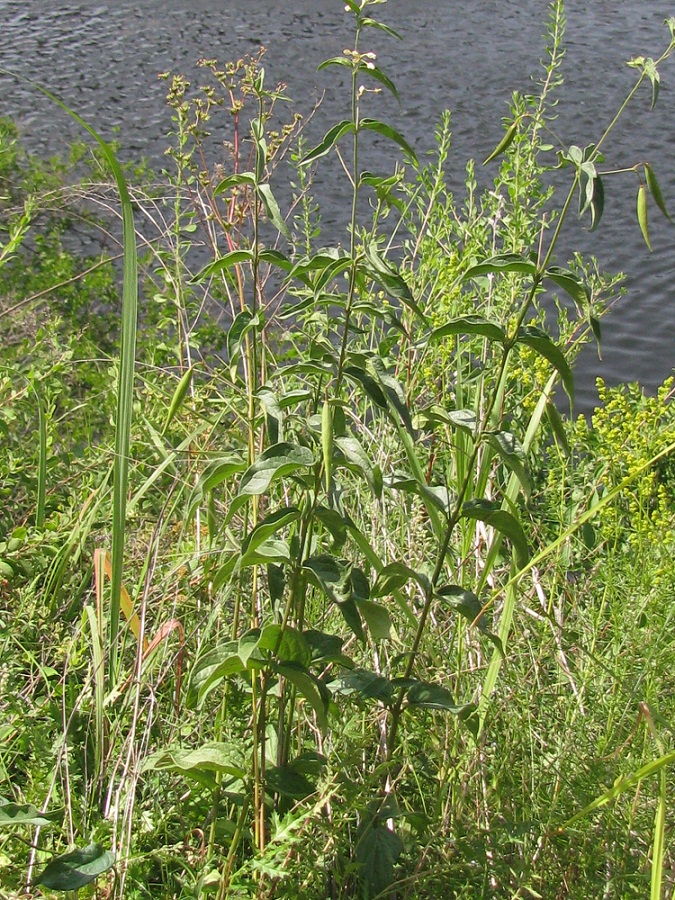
[2,0,675,411]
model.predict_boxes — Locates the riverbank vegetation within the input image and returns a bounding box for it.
[2,1,675,897]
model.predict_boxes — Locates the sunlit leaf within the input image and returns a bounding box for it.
[191,249,254,283]
[483,119,518,165]
[463,254,537,279]
[0,799,60,829]
[637,183,652,251]
[428,315,506,344]
[516,326,574,403]
[299,120,355,165]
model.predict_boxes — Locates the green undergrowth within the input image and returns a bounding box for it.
[2,2,675,898]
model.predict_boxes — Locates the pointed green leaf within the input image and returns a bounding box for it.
[360,17,402,39]
[428,315,506,344]
[637,182,652,251]
[362,243,426,322]
[33,843,115,892]
[344,364,388,408]
[299,120,355,165]
[258,624,311,667]
[589,173,605,232]
[360,118,417,163]
[187,641,245,708]
[372,562,430,597]
[241,507,300,557]
[436,585,504,656]
[257,182,290,238]
[238,442,315,497]
[462,499,530,568]
[516,326,574,403]
[354,599,392,641]
[161,365,194,436]
[276,662,329,731]
[303,629,346,662]
[338,668,394,703]
[191,249,254,283]
[239,538,290,568]
[213,171,256,195]
[0,799,60,829]
[463,254,537,279]
[645,164,671,221]
[142,743,246,788]
[484,431,532,499]
[355,818,403,898]
[544,267,589,307]
[358,63,399,100]
[483,119,518,165]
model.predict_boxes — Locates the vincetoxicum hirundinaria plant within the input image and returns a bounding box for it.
[139,3,675,897]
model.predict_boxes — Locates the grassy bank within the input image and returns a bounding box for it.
[2,2,675,897]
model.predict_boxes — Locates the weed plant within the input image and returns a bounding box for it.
[2,2,675,898]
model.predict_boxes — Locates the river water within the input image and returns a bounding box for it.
[1,0,674,412]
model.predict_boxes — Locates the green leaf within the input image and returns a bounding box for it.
[406,681,464,712]
[0,799,60,829]
[213,171,256,194]
[241,507,300,557]
[257,183,290,238]
[299,120,355,165]
[355,819,403,898]
[544,267,589,307]
[462,499,530,569]
[334,434,380,495]
[589,173,605,232]
[142,743,246,790]
[33,843,116,892]
[362,243,426,322]
[258,624,311,667]
[484,431,532,499]
[360,118,417,164]
[338,668,394,703]
[266,765,316,800]
[385,475,452,514]
[436,585,504,656]
[276,662,329,731]
[358,63,399,100]
[187,641,246,708]
[303,555,365,640]
[259,247,294,272]
[367,355,415,434]
[428,315,506,344]
[303,629,346,662]
[372,562,430,597]
[354,599,392,641]
[344,364,388,408]
[360,17,402,39]
[191,249,254,282]
[448,409,478,436]
[483,119,518,165]
[463,254,537,279]
[637,183,652,251]
[516,326,574,404]
[238,443,315,497]
[161,365,194,436]
[239,538,290,568]
[405,684,479,735]
[645,164,671,221]
[188,453,247,513]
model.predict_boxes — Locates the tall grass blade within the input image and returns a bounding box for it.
[1,72,141,682]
